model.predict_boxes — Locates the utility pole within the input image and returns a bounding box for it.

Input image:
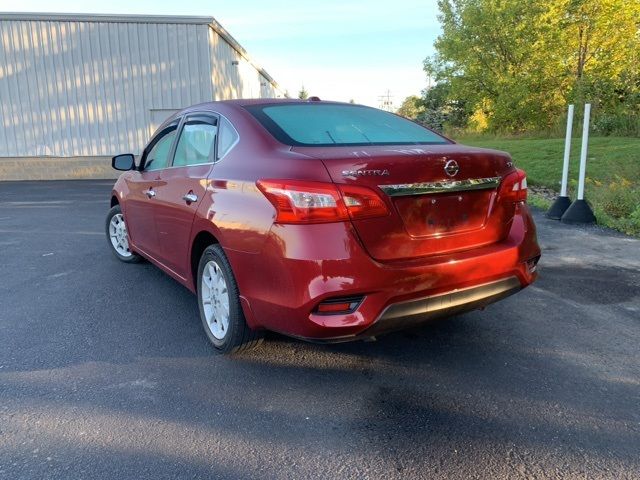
[378,90,394,111]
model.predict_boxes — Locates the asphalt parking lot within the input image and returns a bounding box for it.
[1,180,639,479]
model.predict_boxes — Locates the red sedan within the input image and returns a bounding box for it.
[106,99,540,353]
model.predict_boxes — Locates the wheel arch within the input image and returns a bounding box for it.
[190,230,220,289]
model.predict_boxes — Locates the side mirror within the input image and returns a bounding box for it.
[112,154,135,171]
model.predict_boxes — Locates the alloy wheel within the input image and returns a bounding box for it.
[201,260,230,339]
[109,213,132,258]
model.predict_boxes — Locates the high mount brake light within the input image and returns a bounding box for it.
[256,179,389,224]
[500,169,527,203]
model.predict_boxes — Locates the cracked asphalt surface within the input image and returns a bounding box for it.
[1,180,639,479]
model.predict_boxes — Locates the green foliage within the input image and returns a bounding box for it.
[427,0,640,134]
[527,194,552,211]
[298,86,309,100]
[457,135,640,236]
[416,109,447,133]
[398,82,471,133]
[396,95,424,120]
[600,178,640,219]
[592,113,640,137]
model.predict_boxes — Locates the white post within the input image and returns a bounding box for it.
[560,104,574,197]
[577,103,591,200]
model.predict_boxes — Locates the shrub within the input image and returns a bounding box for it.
[592,114,640,137]
[599,178,640,219]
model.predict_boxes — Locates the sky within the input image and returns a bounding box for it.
[0,0,442,108]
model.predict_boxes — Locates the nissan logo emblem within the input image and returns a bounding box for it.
[444,159,459,177]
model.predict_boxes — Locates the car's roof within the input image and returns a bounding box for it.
[155,99,355,143]
[184,98,355,111]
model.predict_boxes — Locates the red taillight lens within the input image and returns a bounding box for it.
[500,169,527,203]
[337,184,389,220]
[257,179,389,224]
[256,180,348,223]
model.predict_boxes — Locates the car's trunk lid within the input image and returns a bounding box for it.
[293,144,517,261]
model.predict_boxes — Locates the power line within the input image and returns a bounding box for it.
[378,89,394,111]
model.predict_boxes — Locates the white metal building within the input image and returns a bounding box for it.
[0,12,284,158]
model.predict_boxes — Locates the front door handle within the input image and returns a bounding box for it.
[144,188,156,198]
[182,193,198,203]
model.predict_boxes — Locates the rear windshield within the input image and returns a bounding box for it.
[245,103,450,147]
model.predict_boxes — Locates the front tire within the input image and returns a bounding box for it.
[197,244,263,354]
[106,205,142,263]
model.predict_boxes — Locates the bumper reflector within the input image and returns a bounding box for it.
[526,255,541,273]
[315,296,363,315]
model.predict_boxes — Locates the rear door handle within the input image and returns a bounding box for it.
[182,193,198,203]
[144,188,156,198]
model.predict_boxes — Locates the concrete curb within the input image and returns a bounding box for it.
[0,157,119,181]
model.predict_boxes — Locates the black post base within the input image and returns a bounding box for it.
[561,199,596,224]
[546,196,572,220]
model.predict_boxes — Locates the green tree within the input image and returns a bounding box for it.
[298,85,309,100]
[427,0,640,133]
[396,95,424,119]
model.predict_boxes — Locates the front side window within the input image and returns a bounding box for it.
[143,123,178,171]
[173,117,218,167]
[245,103,450,147]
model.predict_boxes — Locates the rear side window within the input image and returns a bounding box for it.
[245,103,450,147]
[173,117,218,167]
[217,116,239,159]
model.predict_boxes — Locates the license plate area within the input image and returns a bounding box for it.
[393,190,493,237]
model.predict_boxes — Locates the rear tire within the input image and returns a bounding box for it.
[106,205,142,263]
[197,244,263,354]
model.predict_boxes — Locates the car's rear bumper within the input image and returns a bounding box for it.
[361,275,521,338]
[226,203,540,340]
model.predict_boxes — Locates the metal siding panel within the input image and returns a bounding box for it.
[161,24,172,107]
[209,28,242,100]
[98,24,116,154]
[19,22,38,153]
[80,22,95,155]
[207,26,217,100]
[127,23,145,150]
[25,21,45,155]
[0,18,279,157]
[68,22,89,156]
[0,23,15,155]
[168,24,181,107]
[89,23,107,154]
[176,24,189,106]
[7,22,29,155]
[148,23,161,115]
[33,21,56,155]
[137,23,152,142]
[50,21,72,156]
[185,25,197,103]
[112,23,131,152]
[119,23,134,152]
[197,25,213,102]
[160,24,173,108]
[80,23,102,155]
[62,22,80,155]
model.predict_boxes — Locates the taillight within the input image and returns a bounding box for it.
[500,169,527,203]
[337,184,389,220]
[256,179,389,224]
